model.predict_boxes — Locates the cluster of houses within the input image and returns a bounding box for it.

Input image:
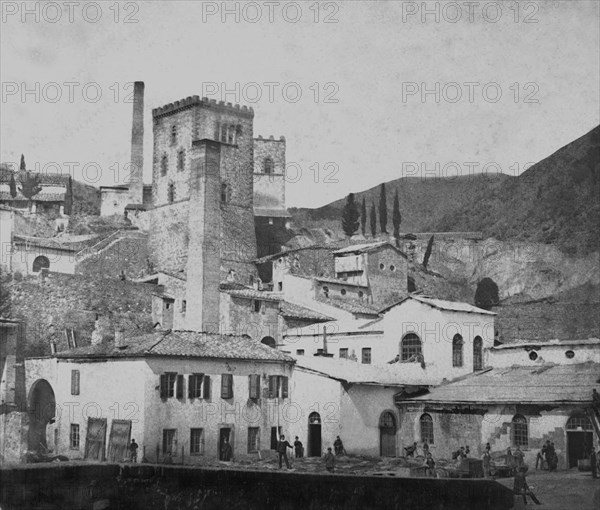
[1,84,598,471]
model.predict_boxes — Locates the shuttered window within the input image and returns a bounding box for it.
[71,370,80,395]
[203,376,211,399]
[267,376,289,398]
[176,374,184,399]
[188,374,205,399]
[160,373,177,399]
[249,374,261,400]
[221,374,234,399]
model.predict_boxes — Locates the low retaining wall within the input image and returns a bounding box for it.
[0,463,515,510]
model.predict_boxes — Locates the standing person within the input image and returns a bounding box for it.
[547,442,557,471]
[590,446,597,479]
[324,447,335,473]
[482,449,492,478]
[506,447,515,474]
[293,436,304,459]
[425,452,436,477]
[514,445,524,470]
[405,442,418,457]
[221,438,233,462]
[129,439,139,463]
[277,434,293,469]
[422,442,430,457]
[333,436,346,456]
[485,442,491,453]
[513,466,542,505]
[464,446,471,458]
[536,444,547,470]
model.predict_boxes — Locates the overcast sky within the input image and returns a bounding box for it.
[1,0,599,208]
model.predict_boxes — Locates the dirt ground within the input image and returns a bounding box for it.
[496,469,600,510]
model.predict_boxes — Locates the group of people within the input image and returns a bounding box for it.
[275,435,346,472]
[535,441,558,471]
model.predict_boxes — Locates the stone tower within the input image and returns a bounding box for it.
[149,97,258,331]
[128,81,144,204]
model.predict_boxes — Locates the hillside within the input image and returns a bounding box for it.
[291,126,600,255]
[72,179,101,216]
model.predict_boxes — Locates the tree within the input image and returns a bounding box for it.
[18,171,42,211]
[341,193,360,237]
[19,154,26,171]
[370,203,377,237]
[422,235,434,269]
[392,189,401,241]
[9,173,17,198]
[474,277,500,310]
[360,197,367,236]
[63,176,73,215]
[379,183,388,233]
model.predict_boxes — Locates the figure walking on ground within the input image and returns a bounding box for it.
[514,445,524,470]
[333,436,346,456]
[129,439,138,463]
[277,434,293,469]
[221,438,233,462]
[482,449,492,478]
[536,444,547,470]
[513,466,542,505]
[324,447,336,473]
[294,436,304,459]
[425,452,436,477]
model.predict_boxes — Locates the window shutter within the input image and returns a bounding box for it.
[249,374,260,399]
[221,374,233,399]
[188,375,194,399]
[203,376,211,399]
[71,370,80,396]
[281,376,289,398]
[160,374,168,399]
[176,374,184,399]
[268,376,275,398]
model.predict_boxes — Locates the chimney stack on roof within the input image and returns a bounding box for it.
[128,81,144,205]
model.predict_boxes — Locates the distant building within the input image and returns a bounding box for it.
[0,166,72,217]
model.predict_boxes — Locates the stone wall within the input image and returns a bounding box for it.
[148,201,189,275]
[366,247,408,306]
[0,463,515,510]
[9,273,157,356]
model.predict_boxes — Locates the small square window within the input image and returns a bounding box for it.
[339,348,348,359]
[361,348,372,364]
[296,349,305,356]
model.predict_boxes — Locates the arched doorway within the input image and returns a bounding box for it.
[566,414,593,468]
[307,412,322,457]
[473,336,483,370]
[27,379,56,453]
[379,411,397,457]
[261,336,276,349]
[32,256,50,273]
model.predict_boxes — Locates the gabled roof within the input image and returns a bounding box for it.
[294,355,432,387]
[403,362,599,405]
[254,245,336,264]
[333,241,407,258]
[315,296,380,316]
[54,331,294,363]
[279,301,335,323]
[314,276,368,288]
[379,295,496,316]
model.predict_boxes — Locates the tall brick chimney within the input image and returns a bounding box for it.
[128,81,144,204]
[184,139,222,333]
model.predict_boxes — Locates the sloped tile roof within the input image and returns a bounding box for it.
[55,331,294,362]
[405,362,600,404]
[379,295,496,315]
[314,276,368,288]
[222,288,281,301]
[295,355,432,386]
[333,241,406,258]
[0,191,66,202]
[315,296,380,316]
[279,301,334,322]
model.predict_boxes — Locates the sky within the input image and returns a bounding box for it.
[1,0,599,208]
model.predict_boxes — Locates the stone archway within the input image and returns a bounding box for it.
[32,256,50,273]
[27,379,56,453]
[261,336,276,349]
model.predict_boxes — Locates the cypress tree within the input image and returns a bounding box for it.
[370,203,377,237]
[422,235,434,269]
[9,173,17,198]
[360,197,367,236]
[392,189,401,241]
[379,183,388,233]
[341,193,360,237]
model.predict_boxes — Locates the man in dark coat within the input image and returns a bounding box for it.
[591,447,598,479]
[294,436,304,458]
[221,438,233,462]
[277,435,293,469]
[513,466,541,505]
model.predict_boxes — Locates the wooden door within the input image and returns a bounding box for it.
[84,418,107,461]
[107,420,132,462]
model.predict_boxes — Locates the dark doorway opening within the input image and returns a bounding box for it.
[567,414,594,468]
[307,412,322,457]
[27,379,55,453]
[379,411,397,457]
[219,427,233,461]
[270,426,282,450]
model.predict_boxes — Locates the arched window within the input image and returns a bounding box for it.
[220,125,228,143]
[32,256,50,273]
[177,150,185,172]
[170,125,177,145]
[452,334,464,367]
[228,125,235,144]
[566,414,592,431]
[263,157,274,175]
[214,122,221,140]
[473,336,483,370]
[161,155,168,176]
[512,414,528,447]
[261,336,276,349]
[420,413,434,444]
[167,182,175,204]
[401,333,422,362]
